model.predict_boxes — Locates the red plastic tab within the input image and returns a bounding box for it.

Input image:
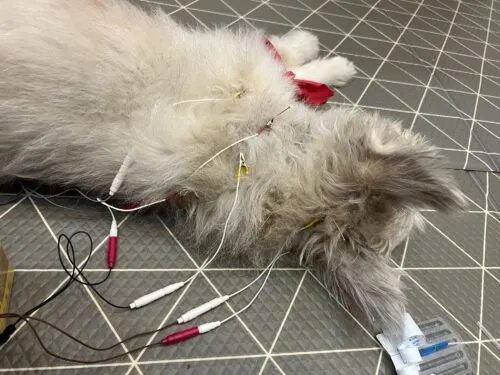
[107,237,117,268]
[262,37,283,63]
[161,326,200,345]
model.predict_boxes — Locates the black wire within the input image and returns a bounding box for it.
[6,314,163,364]
[2,313,176,353]
[0,230,180,362]
[15,231,128,326]
[56,232,129,309]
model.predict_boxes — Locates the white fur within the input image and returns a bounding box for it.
[291,56,357,87]
[269,30,320,68]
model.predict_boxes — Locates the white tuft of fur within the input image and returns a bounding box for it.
[292,56,357,87]
[269,30,320,68]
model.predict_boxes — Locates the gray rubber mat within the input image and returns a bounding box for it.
[1,0,499,374]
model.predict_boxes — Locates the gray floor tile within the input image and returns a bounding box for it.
[486,44,500,61]
[445,37,482,58]
[377,81,425,111]
[359,81,415,111]
[223,0,261,15]
[391,1,419,15]
[403,275,476,342]
[335,36,381,58]
[482,59,500,78]
[439,53,482,74]
[387,61,432,85]
[1,273,129,367]
[485,215,500,266]
[0,199,61,269]
[265,0,308,11]
[6,271,68,327]
[307,29,345,52]
[476,96,500,123]
[450,24,487,43]
[296,0,324,10]
[335,77,370,103]
[409,17,449,35]
[468,152,500,173]
[442,150,468,169]
[399,29,441,49]
[260,360,282,375]
[354,36,395,57]
[416,6,449,22]
[365,9,401,25]
[189,10,238,28]
[479,344,500,375]
[480,74,500,96]
[337,3,372,19]
[470,123,500,157]
[140,358,265,375]
[274,350,380,375]
[421,211,485,264]
[413,115,472,149]
[337,55,380,78]
[245,19,291,36]
[489,173,500,211]
[300,13,344,34]
[403,220,479,268]
[454,171,488,209]
[270,5,309,24]
[188,0,234,15]
[408,270,482,337]
[170,8,206,28]
[206,270,303,350]
[129,0,177,14]
[432,69,480,93]
[273,273,376,353]
[486,31,500,47]
[366,21,402,42]
[353,22,392,41]
[482,270,500,339]
[246,4,290,24]
[456,13,489,29]
[420,89,476,118]
[376,62,428,85]
[319,2,358,19]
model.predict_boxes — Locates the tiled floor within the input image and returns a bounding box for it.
[1,0,500,374]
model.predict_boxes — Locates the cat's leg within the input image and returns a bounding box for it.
[291,56,357,87]
[268,30,320,68]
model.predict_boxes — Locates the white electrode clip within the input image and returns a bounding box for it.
[198,321,221,334]
[109,152,133,197]
[129,281,185,309]
[177,295,229,324]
